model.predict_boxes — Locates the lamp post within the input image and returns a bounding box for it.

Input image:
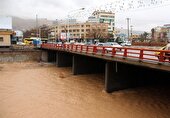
[67,8,85,42]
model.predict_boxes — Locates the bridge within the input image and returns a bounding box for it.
[41,43,170,93]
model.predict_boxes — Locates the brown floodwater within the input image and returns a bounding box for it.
[0,62,169,118]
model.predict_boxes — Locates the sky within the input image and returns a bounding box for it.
[1,0,170,32]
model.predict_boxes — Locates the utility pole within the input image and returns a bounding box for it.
[67,8,85,42]
[54,25,56,42]
[130,25,133,39]
[57,20,60,42]
[126,18,130,41]
[39,27,41,39]
[36,14,38,39]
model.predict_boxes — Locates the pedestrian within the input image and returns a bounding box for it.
[165,40,170,62]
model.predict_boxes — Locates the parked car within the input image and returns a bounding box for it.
[17,42,26,45]
[105,42,122,52]
[96,42,122,52]
[120,41,132,46]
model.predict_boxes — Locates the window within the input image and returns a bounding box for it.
[86,29,90,32]
[0,37,3,42]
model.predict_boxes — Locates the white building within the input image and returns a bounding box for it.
[87,10,115,35]
[53,19,77,25]
[87,16,99,23]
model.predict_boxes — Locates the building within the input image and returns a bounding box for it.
[49,22,108,41]
[88,10,115,35]
[53,19,77,25]
[0,16,13,47]
[152,25,170,41]
[0,30,13,47]
[12,30,23,44]
[88,16,99,23]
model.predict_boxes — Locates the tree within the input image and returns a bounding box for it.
[87,27,108,42]
[151,28,155,40]
[143,32,149,40]
[163,32,167,42]
[23,28,36,38]
[23,25,49,38]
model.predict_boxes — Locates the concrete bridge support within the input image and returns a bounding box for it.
[72,55,105,75]
[47,51,56,63]
[41,51,48,62]
[105,61,170,93]
[105,62,138,92]
[56,51,72,67]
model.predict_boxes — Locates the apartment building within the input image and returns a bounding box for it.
[49,22,109,41]
[88,10,115,35]
[152,24,170,41]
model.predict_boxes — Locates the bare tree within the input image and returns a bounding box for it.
[87,27,108,40]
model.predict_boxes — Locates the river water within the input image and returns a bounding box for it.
[0,62,169,118]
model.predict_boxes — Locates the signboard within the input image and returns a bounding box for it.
[60,33,70,40]
[60,33,66,40]
[0,16,12,30]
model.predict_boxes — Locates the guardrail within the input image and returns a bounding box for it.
[41,43,170,64]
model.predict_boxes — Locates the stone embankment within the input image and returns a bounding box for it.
[0,45,42,62]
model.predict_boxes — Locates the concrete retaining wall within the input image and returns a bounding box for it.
[0,50,42,62]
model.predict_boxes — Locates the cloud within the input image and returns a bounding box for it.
[1,0,170,31]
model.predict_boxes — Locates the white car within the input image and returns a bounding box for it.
[121,41,132,46]
[96,42,122,52]
[17,42,26,45]
[105,42,122,52]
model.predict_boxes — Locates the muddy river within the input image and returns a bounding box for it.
[0,62,169,118]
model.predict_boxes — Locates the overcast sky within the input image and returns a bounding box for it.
[1,0,170,31]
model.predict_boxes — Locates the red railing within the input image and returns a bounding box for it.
[41,43,170,64]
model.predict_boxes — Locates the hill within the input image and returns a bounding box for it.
[12,16,53,31]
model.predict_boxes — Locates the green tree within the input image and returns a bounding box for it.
[143,32,149,40]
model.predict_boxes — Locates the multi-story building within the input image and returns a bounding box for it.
[88,10,115,35]
[88,16,99,23]
[48,22,108,41]
[152,24,170,41]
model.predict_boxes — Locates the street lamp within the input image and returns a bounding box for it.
[67,8,85,42]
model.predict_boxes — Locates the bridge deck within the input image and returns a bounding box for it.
[41,44,170,72]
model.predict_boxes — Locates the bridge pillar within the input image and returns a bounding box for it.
[72,55,105,75]
[56,51,72,67]
[47,51,56,63]
[41,51,48,62]
[105,62,143,93]
[105,61,170,93]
